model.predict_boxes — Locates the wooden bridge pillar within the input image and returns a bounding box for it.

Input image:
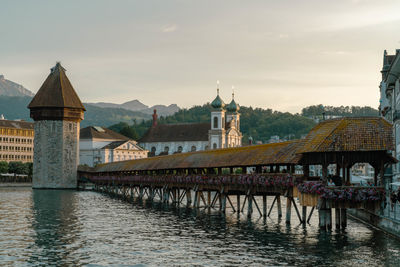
[335,208,341,229]
[341,208,347,229]
[286,197,292,224]
[247,193,253,218]
[221,194,226,213]
[277,196,282,218]
[326,208,332,230]
[186,189,192,207]
[302,206,307,225]
[319,209,326,230]
[237,195,240,214]
[262,195,267,218]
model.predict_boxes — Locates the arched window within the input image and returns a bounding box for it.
[164,146,169,153]
[151,147,156,153]
[213,143,217,149]
[178,146,183,153]
[191,146,196,152]
[213,116,218,128]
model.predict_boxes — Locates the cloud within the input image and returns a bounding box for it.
[162,24,178,33]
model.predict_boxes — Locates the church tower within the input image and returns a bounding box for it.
[209,85,226,149]
[28,63,85,189]
[226,92,242,147]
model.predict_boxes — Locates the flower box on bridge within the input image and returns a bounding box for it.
[297,181,385,210]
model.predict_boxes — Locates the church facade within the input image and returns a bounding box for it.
[139,90,242,156]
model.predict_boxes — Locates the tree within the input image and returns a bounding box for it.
[8,161,29,175]
[120,125,139,140]
[0,161,8,174]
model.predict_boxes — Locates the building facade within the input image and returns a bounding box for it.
[79,126,147,167]
[28,63,85,189]
[0,119,34,163]
[139,89,242,156]
[379,49,400,181]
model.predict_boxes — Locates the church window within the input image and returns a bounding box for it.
[213,143,217,149]
[213,117,218,128]
[191,146,196,152]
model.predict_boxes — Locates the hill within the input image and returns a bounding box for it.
[87,99,180,116]
[0,96,151,127]
[0,75,34,97]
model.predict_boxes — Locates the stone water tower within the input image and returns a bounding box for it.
[28,63,85,189]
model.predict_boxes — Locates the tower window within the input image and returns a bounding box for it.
[213,117,218,128]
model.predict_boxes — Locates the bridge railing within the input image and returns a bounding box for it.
[83,173,302,189]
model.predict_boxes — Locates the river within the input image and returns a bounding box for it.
[1,187,400,266]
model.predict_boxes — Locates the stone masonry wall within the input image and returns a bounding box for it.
[33,120,79,189]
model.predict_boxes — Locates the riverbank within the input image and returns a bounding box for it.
[0,183,32,187]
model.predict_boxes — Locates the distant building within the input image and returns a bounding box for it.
[139,89,242,156]
[79,126,147,167]
[0,119,34,163]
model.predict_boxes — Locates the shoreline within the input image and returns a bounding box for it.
[0,183,32,188]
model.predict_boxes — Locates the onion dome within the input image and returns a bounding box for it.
[211,89,225,109]
[226,93,239,112]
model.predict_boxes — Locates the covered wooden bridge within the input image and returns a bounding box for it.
[79,117,395,230]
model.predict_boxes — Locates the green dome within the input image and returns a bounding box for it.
[227,99,239,112]
[211,94,225,109]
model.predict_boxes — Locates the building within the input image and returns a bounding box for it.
[79,126,147,167]
[0,119,34,163]
[28,63,85,189]
[380,49,400,182]
[139,89,242,156]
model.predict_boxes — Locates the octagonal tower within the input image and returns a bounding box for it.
[28,63,85,189]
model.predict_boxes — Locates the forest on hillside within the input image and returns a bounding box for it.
[301,104,379,117]
[110,104,317,143]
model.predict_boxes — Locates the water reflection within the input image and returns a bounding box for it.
[1,188,400,266]
[29,190,80,266]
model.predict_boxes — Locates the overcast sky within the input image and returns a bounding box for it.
[1,0,400,113]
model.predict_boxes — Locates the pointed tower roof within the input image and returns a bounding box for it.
[28,63,85,110]
[211,88,225,110]
[227,92,239,112]
[28,63,85,121]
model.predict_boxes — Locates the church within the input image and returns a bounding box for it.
[139,89,242,156]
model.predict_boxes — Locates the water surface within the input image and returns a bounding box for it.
[1,187,399,266]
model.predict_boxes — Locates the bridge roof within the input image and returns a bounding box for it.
[298,117,393,153]
[90,140,303,172]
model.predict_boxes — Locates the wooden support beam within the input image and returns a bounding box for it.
[307,207,314,224]
[252,196,262,217]
[227,195,236,212]
[286,197,292,224]
[277,196,282,218]
[335,208,341,230]
[341,208,347,229]
[221,194,227,213]
[247,192,253,219]
[263,195,267,217]
[302,206,307,225]
[241,195,248,212]
[291,198,302,224]
[319,209,326,231]
[237,195,240,213]
[208,191,211,209]
[186,189,192,207]
[326,209,332,230]
[268,196,277,217]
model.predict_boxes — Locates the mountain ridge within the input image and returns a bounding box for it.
[0,75,35,97]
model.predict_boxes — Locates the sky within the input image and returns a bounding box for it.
[1,0,400,113]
